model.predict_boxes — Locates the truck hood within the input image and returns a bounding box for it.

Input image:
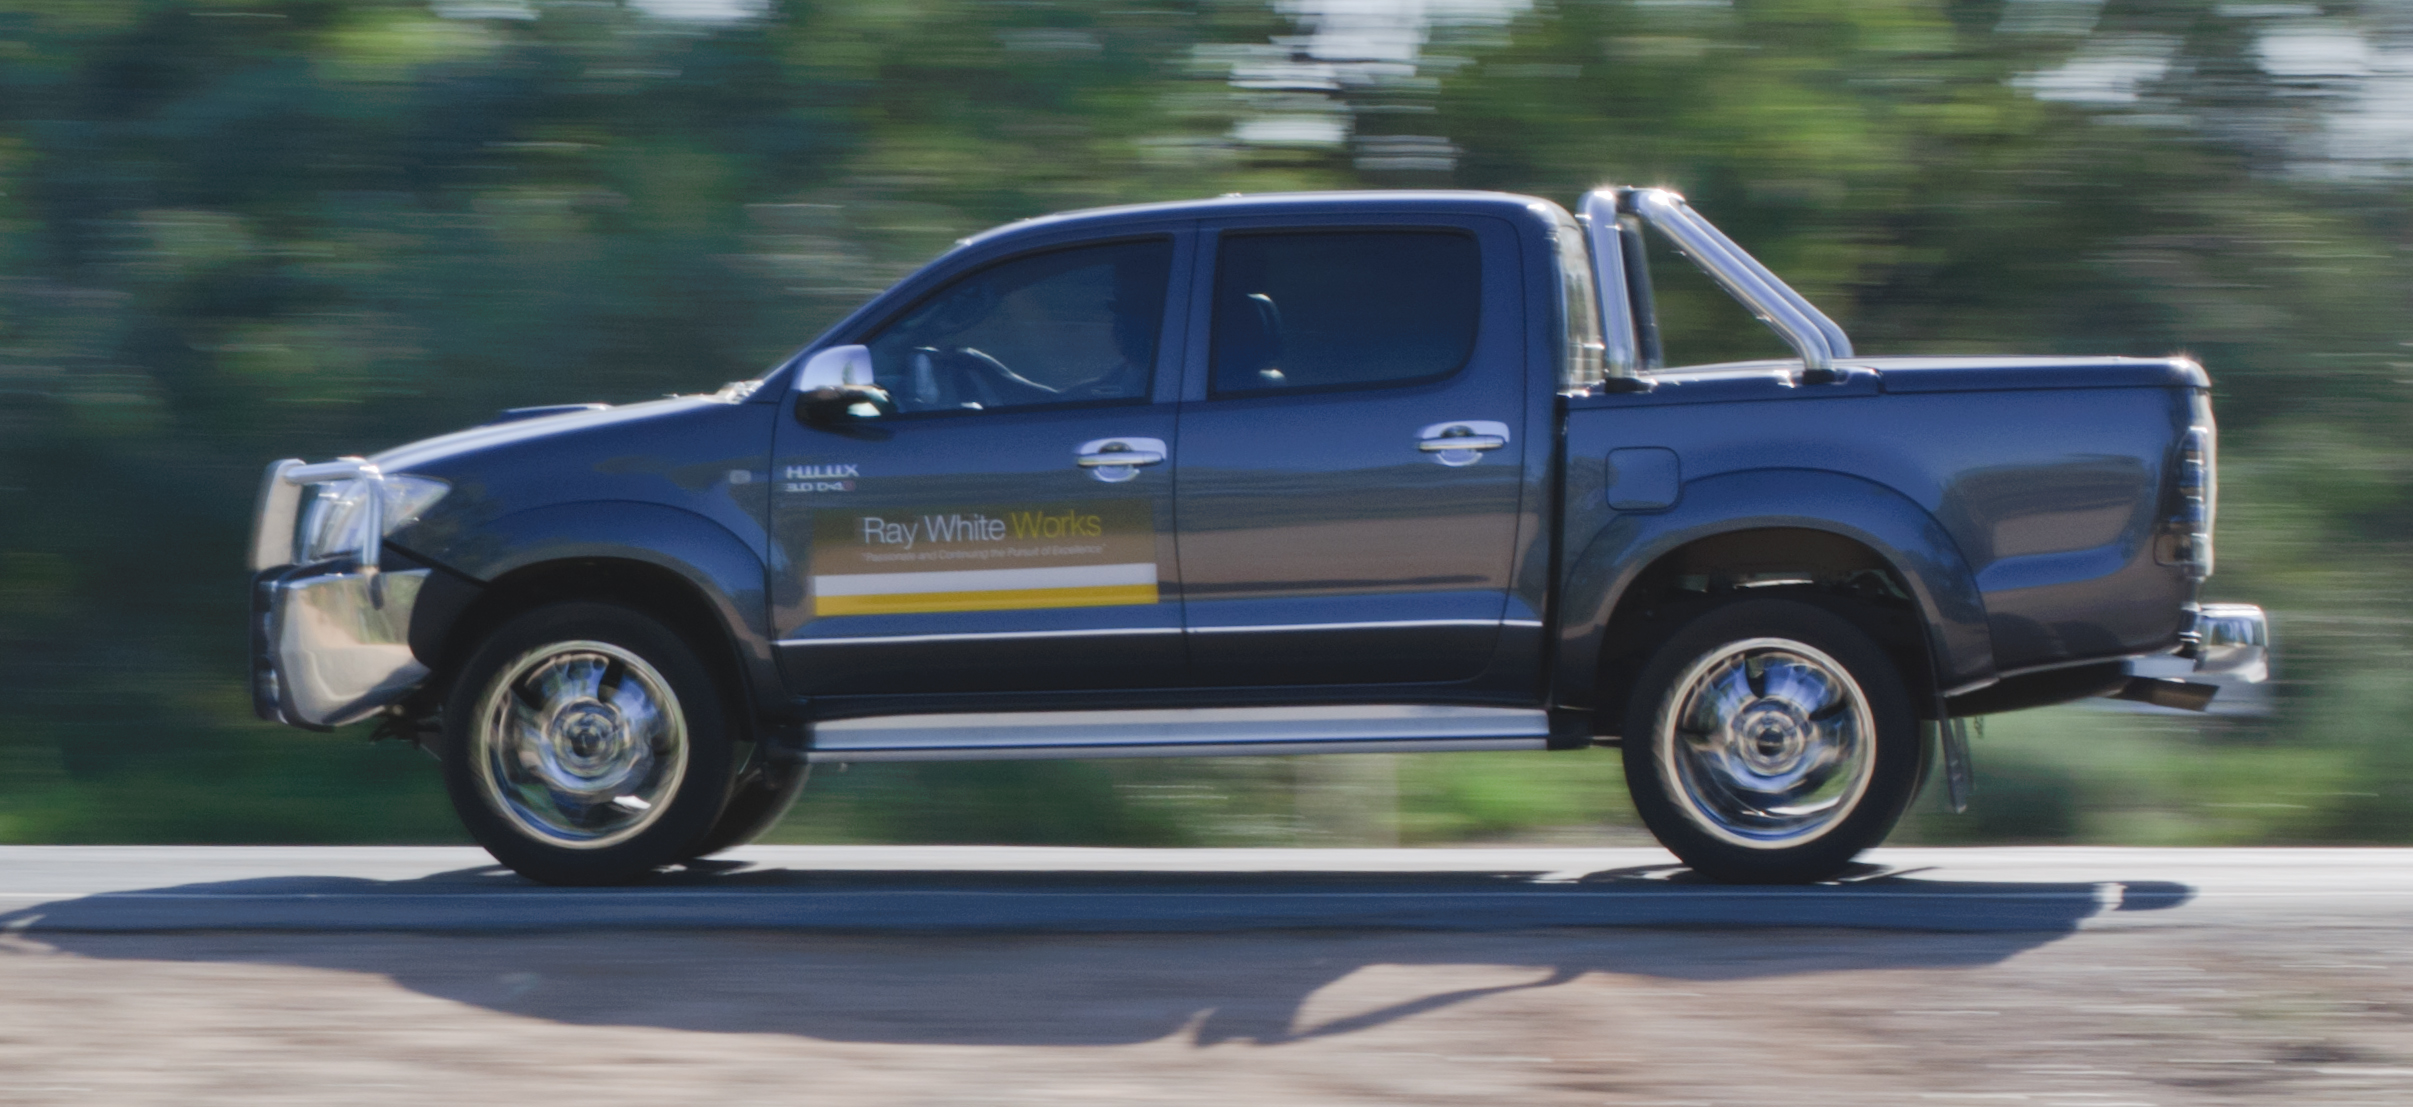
[370,395,727,474]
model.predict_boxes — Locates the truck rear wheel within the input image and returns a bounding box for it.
[1620,598,1921,884]
[441,603,735,885]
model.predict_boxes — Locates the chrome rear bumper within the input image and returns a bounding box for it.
[2111,602,2272,714]
[2189,602,2270,683]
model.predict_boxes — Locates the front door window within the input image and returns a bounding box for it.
[865,239,1171,413]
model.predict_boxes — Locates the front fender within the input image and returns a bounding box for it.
[410,500,780,716]
[1553,468,1993,708]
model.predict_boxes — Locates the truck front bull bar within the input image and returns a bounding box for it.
[249,457,431,730]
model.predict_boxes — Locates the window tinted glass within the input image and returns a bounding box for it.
[866,239,1171,414]
[1210,231,1480,395]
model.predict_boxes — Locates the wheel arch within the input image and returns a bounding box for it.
[1553,469,1992,730]
[404,500,783,725]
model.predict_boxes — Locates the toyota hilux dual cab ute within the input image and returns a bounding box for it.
[249,187,2269,885]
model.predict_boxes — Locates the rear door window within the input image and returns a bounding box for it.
[1208,231,1480,396]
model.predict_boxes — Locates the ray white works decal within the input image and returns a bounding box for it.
[810,499,1158,616]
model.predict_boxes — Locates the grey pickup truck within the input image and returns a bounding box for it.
[249,186,2269,885]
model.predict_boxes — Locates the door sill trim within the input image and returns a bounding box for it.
[1186,619,1504,634]
[779,626,1180,647]
[806,736,1543,763]
[807,703,1548,762]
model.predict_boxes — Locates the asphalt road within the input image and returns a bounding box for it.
[2,844,2409,934]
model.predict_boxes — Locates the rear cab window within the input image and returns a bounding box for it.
[1208,231,1482,396]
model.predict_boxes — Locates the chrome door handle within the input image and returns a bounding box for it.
[1075,437,1167,483]
[1416,421,1511,466]
[1417,434,1508,451]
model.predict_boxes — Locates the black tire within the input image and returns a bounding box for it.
[1620,597,1922,884]
[441,602,736,885]
[689,756,808,858]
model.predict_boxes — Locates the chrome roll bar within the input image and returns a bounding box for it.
[1585,187,1854,377]
[1578,190,1641,380]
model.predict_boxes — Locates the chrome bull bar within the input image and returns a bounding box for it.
[250,457,430,730]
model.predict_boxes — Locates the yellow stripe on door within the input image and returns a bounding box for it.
[813,583,1160,617]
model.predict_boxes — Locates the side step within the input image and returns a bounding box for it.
[805,704,1550,763]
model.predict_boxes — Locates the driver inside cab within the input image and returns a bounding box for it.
[863,239,1171,414]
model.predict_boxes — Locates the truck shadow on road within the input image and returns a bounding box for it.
[0,861,2193,1047]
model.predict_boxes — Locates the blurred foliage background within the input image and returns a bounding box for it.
[1,0,2407,847]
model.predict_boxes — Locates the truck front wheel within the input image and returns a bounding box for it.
[1620,598,1922,884]
[441,603,736,885]
[688,756,808,859]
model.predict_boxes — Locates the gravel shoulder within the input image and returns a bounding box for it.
[4,847,2410,1105]
[5,919,2412,1104]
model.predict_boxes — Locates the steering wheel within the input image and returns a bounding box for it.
[910,346,1060,409]
[798,381,897,422]
[952,347,1061,403]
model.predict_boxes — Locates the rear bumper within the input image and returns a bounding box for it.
[2111,602,2271,714]
[252,564,432,730]
[1948,602,2273,718]
[2187,602,2270,683]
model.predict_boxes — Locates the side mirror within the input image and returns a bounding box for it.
[796,344,875,391]
[791,344,892,424]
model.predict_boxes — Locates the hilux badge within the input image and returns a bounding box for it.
[783,463,859,493]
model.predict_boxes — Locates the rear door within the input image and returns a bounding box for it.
[1174,216,1530,687]
[771,233,1190,696]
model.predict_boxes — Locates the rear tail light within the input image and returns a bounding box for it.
[2158,424,2216,579]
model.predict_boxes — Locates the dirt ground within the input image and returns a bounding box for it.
[2,922,2410,1106]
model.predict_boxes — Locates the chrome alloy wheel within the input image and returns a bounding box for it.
[1655,636,1877,850]
[470,640,689,850]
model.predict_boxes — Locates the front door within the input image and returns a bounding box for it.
[1175,220,1530,687]
[771,235,1188,697]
